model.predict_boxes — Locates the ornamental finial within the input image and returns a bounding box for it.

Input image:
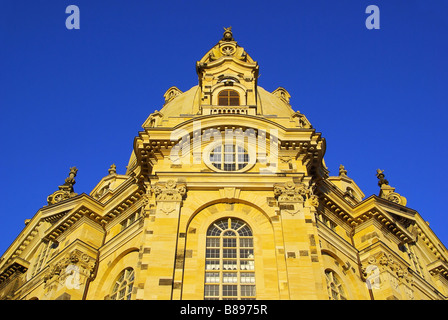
[222,26,234,41]
[47,167,79,205]
[376,169,389,187]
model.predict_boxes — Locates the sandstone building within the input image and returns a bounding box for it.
[1,28,447,300]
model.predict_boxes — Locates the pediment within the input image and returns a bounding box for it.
[90,173,129,202]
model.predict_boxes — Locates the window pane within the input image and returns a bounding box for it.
[240,273,255,283]
[240,260,254,270]
[207,226,222,236]
[223,249,237,258]
[218,90,239,106]
[205,285,219,297]
[224,154,234,163]
[206,249,220,258]
[229,98,239,106]
[241,285,256,296]
[240,249,254,258]
[223,260,237,270]
[231,219,244,230]
[223,238,236,247]
[119,288,125,299]
[215,220,228,230]
[240,238,253,247]
[223,272,238,283]
[224,163,235,171]
[224,145,234,152]
[205,272,220,283]
[238,225,252,236]
[205,260,220,270]
[206,238,220,247]
[223,285,238,297]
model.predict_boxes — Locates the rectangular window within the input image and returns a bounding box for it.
[205,285,219,297]
[222,285,238,297]
[240,285,256,297]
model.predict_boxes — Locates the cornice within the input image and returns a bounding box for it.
[414,213,448,262]
[320,191,416,244]
[146,114,319,137]
[42,186,145,243]
[0,257,29,284]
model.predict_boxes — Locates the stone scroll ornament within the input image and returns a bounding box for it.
[273,181,319,215]
[43,250,95,294]
[151,180,187,214]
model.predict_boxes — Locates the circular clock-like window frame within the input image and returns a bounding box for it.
[204,141,256,173]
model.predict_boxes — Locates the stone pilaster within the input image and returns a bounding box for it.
[140,180,186,299]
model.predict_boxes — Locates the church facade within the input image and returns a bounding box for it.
[1,28,447,300]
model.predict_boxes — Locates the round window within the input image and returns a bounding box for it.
[208,143,251,172]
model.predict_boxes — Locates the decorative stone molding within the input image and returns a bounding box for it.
[274,181,318,215]
[145,110,164,127]
[274,181,308,203]
[363,253,413,286]
[43,250,95,288]
[291,111,312,128]
[163,87,182,105]
[272,87,291,104]
[152,180,186,202]
[428,260,448,280]
[219,187,240,200]
[151,180,187,215]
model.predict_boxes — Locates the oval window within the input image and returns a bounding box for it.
[209,143,250,172]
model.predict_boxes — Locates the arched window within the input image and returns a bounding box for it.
[204,218,255,300]
[218,89,240,106]
[110,268,135,300]
[325,269,346,300]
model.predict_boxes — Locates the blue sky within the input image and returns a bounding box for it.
[0,1,447,255]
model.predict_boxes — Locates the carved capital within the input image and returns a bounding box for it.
[274,181,308,203]
[274,181,318,207]
[151,180,186,202]
[44,250,95,286]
